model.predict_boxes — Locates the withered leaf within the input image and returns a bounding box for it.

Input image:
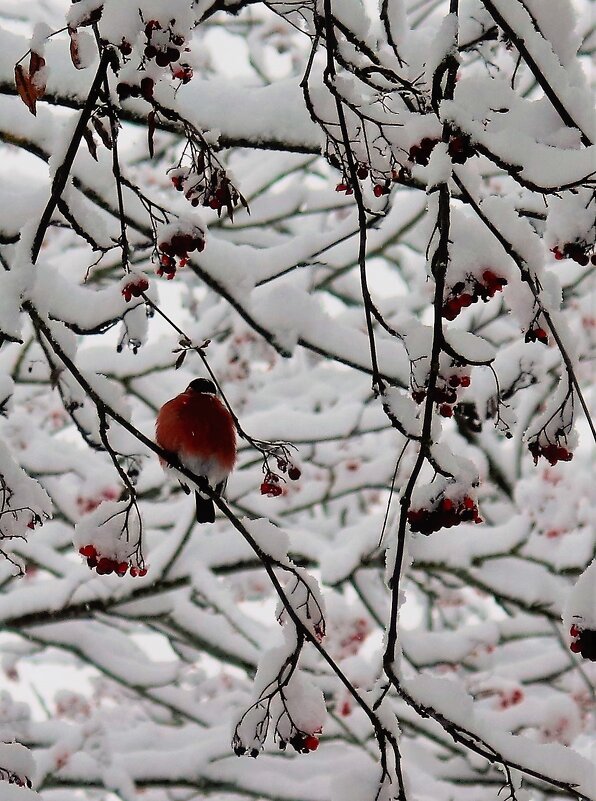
[92,116,113,150]
[29,52,46,81]
[68,28,84,70]
[238,192,250,214]
[14,63,38,116]
[174,351,187,370]
[82,126,98,161]
[223,183,234,222]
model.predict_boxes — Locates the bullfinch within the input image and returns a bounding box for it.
[155,378,237,523]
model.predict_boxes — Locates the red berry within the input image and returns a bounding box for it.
[96,557,115,575]
[288,466,301,481]
[570,624,581,638]
[439,404,453,417]
[441,498,453,512]
[459,375,470,387]
[116,562,129,576]
[304,735,319,751]
[449,375,460,387]
[79,544,96,558]
[336,183,347,192]
[357,166,368,179]
[570,641,582,653]
[260,481,282,497]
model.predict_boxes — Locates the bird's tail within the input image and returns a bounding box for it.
[195,491,215,523]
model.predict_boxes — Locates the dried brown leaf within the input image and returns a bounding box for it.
[68,28,84,70]
[14,63,37,115]
[92,116,113,150]
[83,126,98,161]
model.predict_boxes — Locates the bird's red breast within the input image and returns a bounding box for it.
[156,389,237,472]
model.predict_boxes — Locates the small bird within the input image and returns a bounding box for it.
[155,378,237,523]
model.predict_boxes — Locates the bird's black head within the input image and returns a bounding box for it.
[188,378,217,394]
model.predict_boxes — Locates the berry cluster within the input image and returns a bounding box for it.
[121,275,149,302]
[79,545,147,577]
[115,19,193,101]
[442,270,508,320]
[409,137,440,166]
[338,617,369,657]
[331,154,416,199]
[335,179,356,195]
[412,371,471,418]
[497,688,524,709]
[528,439,573,466]
[171,167,240,213]
[142,19,187,68]
[569,624,596,661]
[551,242,595,267]
[260,461,301,496]
[525,325,548,345]
[408,135,476,166]
[279,733,320,754]
[448,134,476,164]
[157,229,205,278]
[408,496,482,535]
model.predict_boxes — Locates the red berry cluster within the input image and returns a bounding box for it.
[117,38,133,57]
[408,496,482,535]
[279,733,320,754]
[412,372,471,417]
[570,624,596,661]
[373,181,391,197]
[442,270,508,320]
[528,439,573,466]
[409,137,440,166]
[551,242,594,267]
[339,617,369,656]
[79,545,147,577]
[260,461,301,496]
[143,19,186,68]
[260,473,283,497]
[525,325,548,345]
[335,181,354,196]
[497,688,524,709]
[171,168,239,213]
[334,162,402,198]
[448,134,476,164]
[157,230,205,278]
[409,135,476,166]
[115,19,192,101]
[122,276,149,302]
